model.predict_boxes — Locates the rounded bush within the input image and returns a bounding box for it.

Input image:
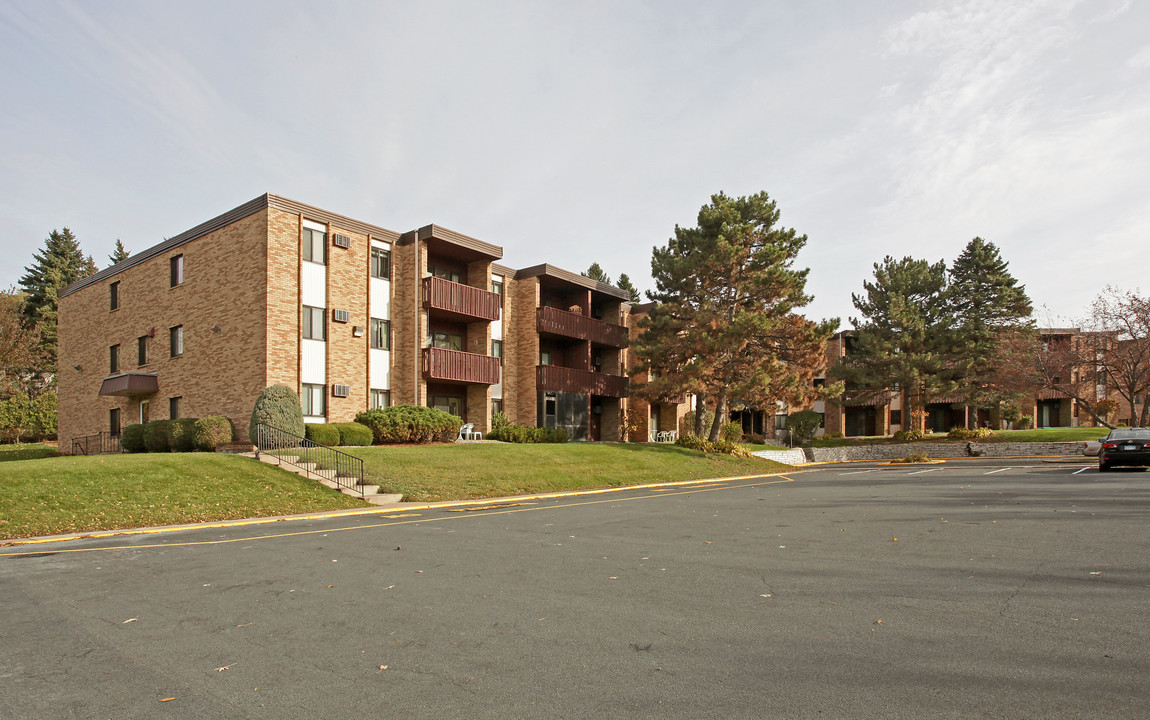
[334,422,373,446]
[487,422,568,444]
[143,420,171,453]
[168,417,198,452]
[354,405,463,444]
[192,416,234,451]
[121,423,147,453]
[722,421,743,443]
[305,423,341,446]
[249,384,305,442]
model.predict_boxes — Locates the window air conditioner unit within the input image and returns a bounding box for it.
[333,309,351,323]
[332,233,351,249]
[332,384,350,398]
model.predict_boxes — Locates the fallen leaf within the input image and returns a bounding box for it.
[122,617,138,624]
[216,663,236,672]
[159,697,175,702]
[377,665,388,673]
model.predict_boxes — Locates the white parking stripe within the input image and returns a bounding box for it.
[906,468,938,475]
[1073,467,1089,475]
[838,469,878,475]
[984,468,1009,475]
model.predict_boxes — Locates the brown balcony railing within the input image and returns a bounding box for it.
[536,306,628,348]
[537,365,628,397]
[422,276,501,321]
[423,347,500,384]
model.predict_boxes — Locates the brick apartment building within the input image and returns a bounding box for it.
[57,194,654,449]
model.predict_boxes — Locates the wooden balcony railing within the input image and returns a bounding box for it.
[537,365,628,398]
[536,306,628,348]
[422,276,501,321]
[423,347,500,385]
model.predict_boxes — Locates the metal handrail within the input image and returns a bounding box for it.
[70,432,122,455]
[254,423,366,499]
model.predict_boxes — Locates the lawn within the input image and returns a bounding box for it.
[813,427,1108,447]
[0,442,60,462]
[356,441,784,502]
[1,443,786,540]
[0,453,366,540]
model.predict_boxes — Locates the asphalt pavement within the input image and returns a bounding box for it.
[2,459,1148,719]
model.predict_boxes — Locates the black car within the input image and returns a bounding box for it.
[1098,428,1150,471]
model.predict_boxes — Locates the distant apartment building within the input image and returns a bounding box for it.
[57,194,643,449]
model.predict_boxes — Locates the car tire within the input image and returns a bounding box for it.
[1098,461,1110,472]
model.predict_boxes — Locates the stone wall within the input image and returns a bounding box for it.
[807,441,1085,463]
[750,448,808,465]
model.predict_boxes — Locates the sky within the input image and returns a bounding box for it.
[1,0,1147,330]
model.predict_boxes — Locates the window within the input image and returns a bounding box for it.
[492,339,503,362]
[169,396,181,419]
[491,399,503,416]
[302,383,325,417]
[170,325,183,357]
[429,395,463,417]
[890,409,902,426]
[109,408,121,437]
[110,344,120,373]
[371,389,391,409]
[431,331,463,351]
[491,280,503,305]
[371,247,390,279]
[429,265,461,283]
[540,350,553,366]
[138,336,148,366]
[140,400,150,424]
[110,281,120,310]
[302,227,326,264]
[302,306,326,340]
[170,254,184,287]
[370,318,390,350]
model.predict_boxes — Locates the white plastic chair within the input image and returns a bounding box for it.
[458,423,475,441]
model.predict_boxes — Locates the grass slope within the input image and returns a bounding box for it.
[0,443,60,462]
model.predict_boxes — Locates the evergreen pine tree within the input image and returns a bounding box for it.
[582,262,611,285]
[108,239,130,266]
[18,228,98,374]
[615,273,641,303]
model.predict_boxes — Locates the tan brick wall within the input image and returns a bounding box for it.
[506,276,540,426]
[59,209,272,447]
[324,222,370,423]
[265,209,302,392]
[390,237,425,407]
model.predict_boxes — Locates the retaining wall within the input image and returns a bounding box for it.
[750,448,808,465]
[806,441,1084,464]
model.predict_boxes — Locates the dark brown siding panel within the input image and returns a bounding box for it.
[537,306,628,348]
[422,276,501,321]
[537,365,628,397]
[423,348,500,385]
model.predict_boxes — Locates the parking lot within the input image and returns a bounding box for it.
[3,460,1148,719]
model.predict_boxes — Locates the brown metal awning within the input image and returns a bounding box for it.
[99,372,159,397]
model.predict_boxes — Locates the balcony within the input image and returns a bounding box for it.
[536,306,628,348]
[422,276,500,322]
[423,347,500,385]
[537,365,628,398]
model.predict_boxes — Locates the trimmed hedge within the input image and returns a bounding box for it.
[892,429,927,442]
[249,384,305,441]
[168,418,198,452]
[192,416,234,451]
[121,423,147,453]
[488,423,568,443]
[675,435,752,458]
[947,426,993,440]
[333,422,373,447]
[143,420,171,453]
[305,423,341,446]
[355,405,464,444]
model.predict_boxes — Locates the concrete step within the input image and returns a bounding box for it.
[364,493,404,506]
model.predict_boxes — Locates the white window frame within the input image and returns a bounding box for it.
[302,306,326,341]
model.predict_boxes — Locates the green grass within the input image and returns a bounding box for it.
[0,442,60,462]
[0,453,366,540]
[1,443,787,540]
[355,441,784,502]
[813,426,1108,447]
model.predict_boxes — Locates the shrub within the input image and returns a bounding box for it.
[1016,414,1034,430]
[334,422,374,447]
[30,392,57,441]
[491,411,510,432]
[947,426,993,440]
[354,405,463,444]
[143,420,171,453]
[721,421,743,443]
[675,435,752,458]
[891,451,930,464]
[168,417,198,452]
[249,384,305,442]
[786,410,822,445]
[745,433,766,445]
[489,422,569,443]
[892,429,927,442]
[192,416,234,451]
[822,432,843,440]
[0,393,30,443]
[681,409,715,437]
[121,423,147,453]
[305,423,341,446]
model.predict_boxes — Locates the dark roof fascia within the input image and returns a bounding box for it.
[491,262,515,277]
[415,224,503,261]
[514,263,630,301]
[60,193,402,298]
